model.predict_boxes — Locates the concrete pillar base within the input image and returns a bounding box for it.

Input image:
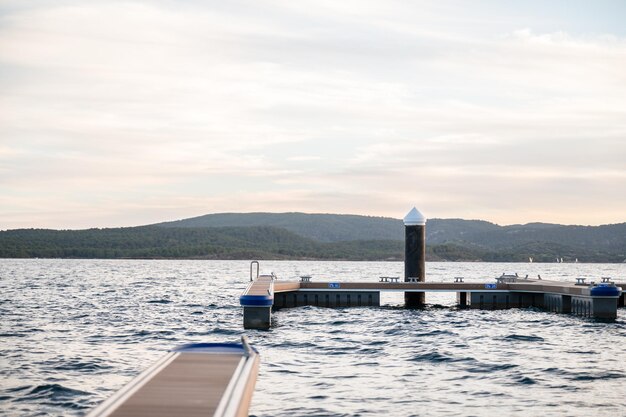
[591,298,618,320]
[404,292,425,307]
[243,307,271,329]
[543,293,571,313]
[457,292,468,308]
[468,292,518,309]
[273,291,380,309]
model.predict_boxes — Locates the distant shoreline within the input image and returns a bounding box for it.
[1,256,624,264]
[2,214,625,263]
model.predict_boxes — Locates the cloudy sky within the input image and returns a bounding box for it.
[1,0,625,229]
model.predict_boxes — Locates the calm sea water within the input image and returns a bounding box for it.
[1,259,625,417]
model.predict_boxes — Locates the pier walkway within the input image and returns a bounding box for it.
[290,278,625,296]
[240,273,275,329]
[87,338,259,417]
[240,271,624,328]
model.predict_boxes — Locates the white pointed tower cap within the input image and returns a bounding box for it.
[403,207,426,226]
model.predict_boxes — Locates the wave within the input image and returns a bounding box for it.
[415,329,457,337]
[465,362,519,374]
[570,372,624,381]
[52,359,112,372]
[502,334,545,342]
[543,367,625,381]
[409,351,474,364]
[0,333,26,338]
[11,384,92,409]
[147,299,172,304]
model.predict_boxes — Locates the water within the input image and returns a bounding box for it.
[1,259,625,417]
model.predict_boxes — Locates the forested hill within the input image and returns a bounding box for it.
[155,212,626,258]
[1,213,625,262]
[156,212,403,242]
[0,226,403,261]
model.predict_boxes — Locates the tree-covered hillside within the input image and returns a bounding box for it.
[155,212,404,242]
[1,213,625,262]
[0,226,404,261]
[426,219,626,252]
[154,213,626,258]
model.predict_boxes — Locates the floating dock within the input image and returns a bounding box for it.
[87,338,259,417]
[239,207,623,329]
[240,261,276,329]
[240,273,624,328]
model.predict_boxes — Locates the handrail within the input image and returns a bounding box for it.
[250,261,259,282]
[241,335,253,358]
[214,336,260,417]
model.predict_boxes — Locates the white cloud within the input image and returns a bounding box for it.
[1,1,625,228]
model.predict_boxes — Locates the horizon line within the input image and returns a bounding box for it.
[2,211,625,232]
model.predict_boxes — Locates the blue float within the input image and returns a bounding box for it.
[590,283,621,297]
[240,294,274,307]
[173,342,246,353]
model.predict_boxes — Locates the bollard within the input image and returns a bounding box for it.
[404,207,426,307]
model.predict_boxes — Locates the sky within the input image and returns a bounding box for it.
[1,0,625,229]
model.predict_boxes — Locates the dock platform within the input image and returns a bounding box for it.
[240,267,624,328]
[87,338,259,417]
[240,273,275,329]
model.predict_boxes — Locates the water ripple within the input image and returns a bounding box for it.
[502,334,545,342]
[1,259,625,417]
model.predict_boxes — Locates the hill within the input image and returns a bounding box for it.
[425,219,626,261]
[0,226,403,261]
[1,212,625,262]
[155,212,626,262]
[156,212,403,242]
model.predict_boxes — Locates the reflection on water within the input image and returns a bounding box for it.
[0,259,625,416]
